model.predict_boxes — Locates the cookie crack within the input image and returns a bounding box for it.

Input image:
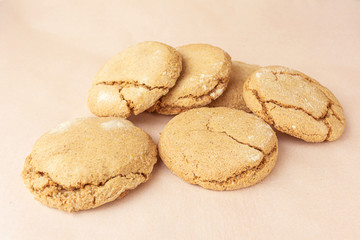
[272,71,280,81]
[329,106,344,123]
[323,118,333,141]
[249,88,336,138]
[97,81,168,91]
[151,77,228,113]
[265,99,330,120]
[248,88,275,125]
[270,71,343,122]
[176,77,227,101]
[25,166,148,192]
[119,91,135,113]
[205,121,265,154]
[98,81,168,115]
[270,71,315,85]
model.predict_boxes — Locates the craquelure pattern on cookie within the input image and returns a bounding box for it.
[22,155,148,212]
[88,41,182,118]
[22,117,157,212]
[243,66,345,142]
[158,107,278,191]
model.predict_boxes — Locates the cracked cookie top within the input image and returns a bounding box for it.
[209,61,260,111]
[158,107,278,191]
[243,66,345,142]
[22,117,157,211]
[88,41,182,118]
[148,44,232,115]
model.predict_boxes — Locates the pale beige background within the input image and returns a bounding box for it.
[1,0,359,239]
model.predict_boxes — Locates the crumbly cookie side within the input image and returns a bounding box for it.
[243,66,345,142]
[22,155,153,212]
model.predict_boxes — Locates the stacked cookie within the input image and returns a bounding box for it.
[87,42,232,116]
[22,41,345,212]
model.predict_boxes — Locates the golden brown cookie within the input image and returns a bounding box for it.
[158,107,278,191]
[243,66,345,142]
[209,61,260,111]
[22,117,157,212]
[88,41,182,118]
[148,44,231,115]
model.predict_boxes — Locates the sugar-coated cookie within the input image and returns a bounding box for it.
[88,41,182,118]
[158,107,278,190]
[22,117,157,212]
[209,61,260,111]
[243,66,345,142]
[148,44,231,115]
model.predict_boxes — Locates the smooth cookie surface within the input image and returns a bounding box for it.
[158,107,278,190]
[88,41,182,118]
[149,44,231,115]
[22,117,157,212]
[243,66,345,142]
[209,61,260,111]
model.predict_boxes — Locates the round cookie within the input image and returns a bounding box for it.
[88,41,182,118]
[243,66,345,142]
[158,107,278,191]
[148,44,231,115]
[209,61,260,111]
[22,117,157,212]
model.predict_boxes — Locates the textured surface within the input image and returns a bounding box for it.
[88,41,182,118]
[22,117,157,212]
[149,44,231,114]
[2,1,360,239]
[243,66,346,142]
[209,61,260,111]
[158,107,278,190]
